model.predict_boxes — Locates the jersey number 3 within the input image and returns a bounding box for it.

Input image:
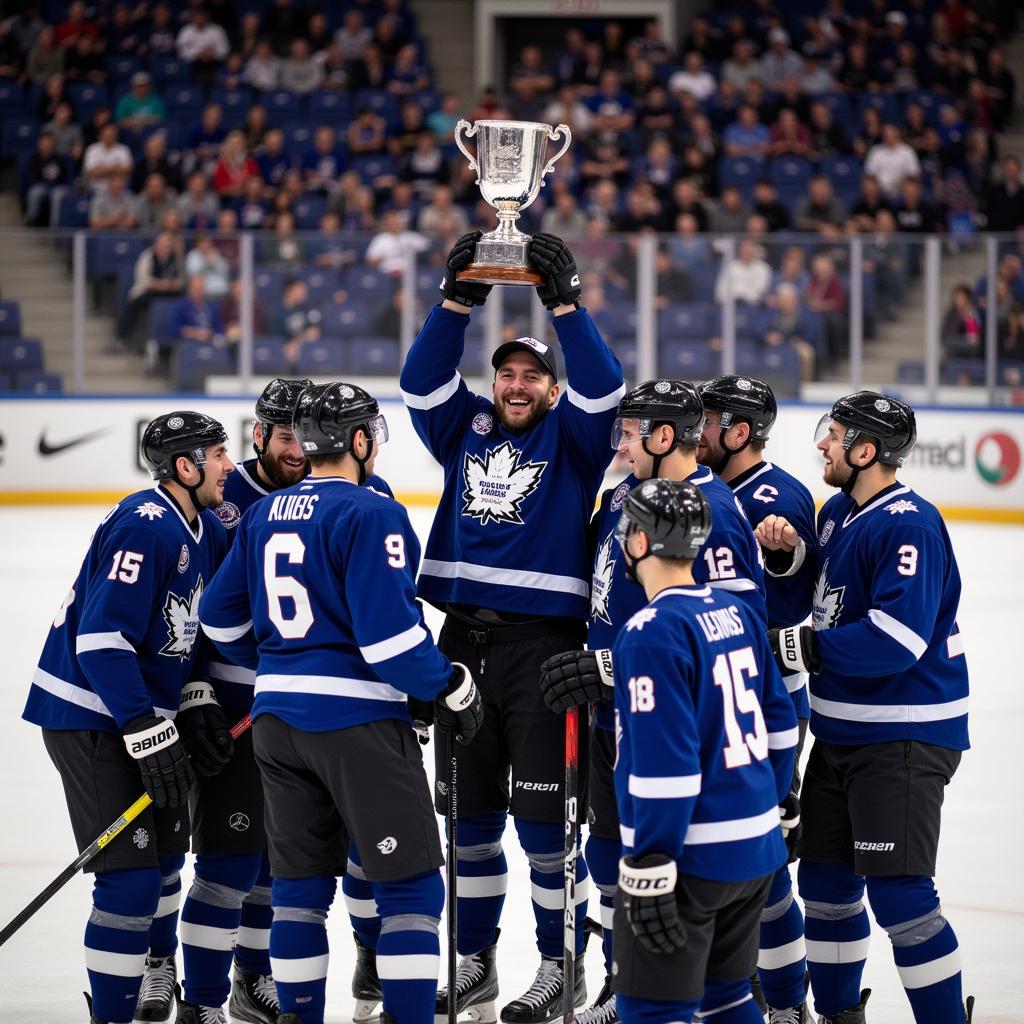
[712,647,768,769]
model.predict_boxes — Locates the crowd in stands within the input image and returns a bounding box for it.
[1,0,1023,390]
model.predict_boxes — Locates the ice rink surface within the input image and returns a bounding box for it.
[1,505,1021,1022]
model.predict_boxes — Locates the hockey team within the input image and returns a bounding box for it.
[21,231,974,1024]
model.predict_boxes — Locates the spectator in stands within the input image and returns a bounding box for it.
[984,156,1024,232]
[668,51,716,103]
[318,41,351,91]
[942,284,983,362]
[636,137,678,203]
[334,9,372,61]
[234,175,268,229]
[185,234,231,299]
[428,92,462,142]
[177,8,229,89]
[807,100,847,158]
[668,212,711,270]
[186,104,227,175]
[84,123,133,193]
[176,170,219,229]
[262,0,307,55]
[107,6,146,56]
[280,37,322,94]
[212,131,258,200]
[128,131,175,193]
[984,49,1015,133]
[634,85,676,146]
[115,231,184,351]
[976,253,1024,312]
[613,184,663,233]
[762,283,816,380]
[801,54,836,95]
[805,252,848,361]
[768,107,814,159]
[794,174,846,236]
[866,123,922,198]
[653,247,694,307]
[896,176,945,234]
[255,128,291,191]
[24,131,70,228]
[305,11,331,56]
[115,72,166,134]
[867,208,910,318]
[339,185,378,232]
[684,110,721,163]
[715,238,771,305]
[760,28,803,89]
[768,246,810,298]
[708,185,751,234]
[238,106,268,153]
[89,173,137,231]
[752,179,791,231]
[55,2,98,47]
[302,125,346,194]
[722,38,760,90]
[148,4,176,55]
[277,278,323,366]
[849,173,893,230]
[43,102,82,164]
[585,68,636,133]
[221,278,268,347]
[838,41,875,93]
[350,40,388,92]
[169,275,226,361]
[389,41,430,97]
[26,26,62,84]
[243,38,280,92]
[401,130,450,201]
[36,73,70,123]
[666,178,709,233]
[413,184,466,240]
[0,19,22,79]
[580,129,631,192]
[347,106,388,157]
[135,173,177,230]
[535,190,584,238]
[542,84,593,140]
[308,211,353,276]
[264,210,303,266]
[365,208,429,276]
[373,13,408,60]
[723,104,770,159]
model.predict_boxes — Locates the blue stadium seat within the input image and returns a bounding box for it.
[57,193,93,229]
[719,156,764,201]
[718,302,771,341]
[301,269,338,303]
[737,344,799,394]
[149,298,180,346]
[942,359,985,385]
[265,90,303,119]
[293,195,327,229]
[346,266,395,296]
[0,371,13,392]
[608,339,637,381]
[310,91,352,120]
[210,88,253,118]
[150,55,189,85]
[296,338,346,374]
[15,370,62,393]
[820,155,862,189]
[0,336,41,370]
[255,267,289,295]
[176,342,235,390]
[0,81,27,120]
[907,90,943,125]
[356,89,399,121]
[284,122,313,156]
[818,92,852,125]
[348,337,401,374]
[658,303,714,340]
[67,82,108,114]
[350,154,397,183]
[253,337,288,374]
[164,84,204,114]
[0,304,24,338]
[107,54,142,82]
[90,236,145,280]
[590,305,638,341]
[322,301,375,337]
[858,93,903,125]
[897,361,925,384]
[2,117,38,157]
[659,341,717,379]
[414,90,443,114]
[769,156,811,193]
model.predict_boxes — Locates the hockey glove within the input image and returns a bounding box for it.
[176,681,234,777]
[779,792,802,865]
[539,649,614,713]
[434,662,483,745]
[528,232,582,310]
[123,714,195,808]
[408,696,434,746]
[619,853,686,954]
[440,230,492,308]
[768,625,822,676]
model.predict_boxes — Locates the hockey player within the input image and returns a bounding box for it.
[697,376,816,1023]
[399,230,624,1023]
[611,478,798,1024]
[758,392,973,1024]
[198,382,483,1024]
[539,380,767,1024]
[22,412,234,1024]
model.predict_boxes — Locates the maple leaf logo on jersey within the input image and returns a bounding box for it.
[811,560,845,631]
[590,534,616,624]
[884,499,919,515]
[134,501,165,521]
[462,441,546,526]
[625,607,658,632]
[159,576,204,660]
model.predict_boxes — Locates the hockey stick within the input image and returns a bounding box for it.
[445,727,459,1024]
[562,706,580,1024]
[0,714,252,949]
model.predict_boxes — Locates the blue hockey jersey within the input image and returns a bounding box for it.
[614,586,797,883]
[399,303,625,620]
[809,482,969,749]
[23,487,227,733]
[207,458,394,709]
[730,460,816,718]
[588,466,767,731]
[198,475,452,733]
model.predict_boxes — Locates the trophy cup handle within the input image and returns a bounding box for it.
[541,123,572,182]
[454,119,480,184]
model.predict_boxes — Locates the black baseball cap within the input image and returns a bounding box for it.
[491,336,558,380]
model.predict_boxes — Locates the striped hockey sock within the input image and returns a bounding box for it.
[343,844,382,949]
[454,811,508,955]
[85,867,162,1023]
[700,978,767,1022]
[799,859,870,1016]
[235,853,273,975]
[584,832,619,974]
[147,854,184,958]
[757,866,807,1010]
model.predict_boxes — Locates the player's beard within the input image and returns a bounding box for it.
[495,394,550,433]
[264,452,309,488]
[696,434,727,474]
[822,454,851,489]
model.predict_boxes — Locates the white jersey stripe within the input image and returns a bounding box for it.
[684,806,781,845]
[202,619,253,643]
[401,372,462,410]
[208,660,256,686]
[806,937,871,965]
[376,953,441,981]
[620,824,635,847]
[868,608,928,659]
[31,666,176,720]
[897,949,962,989]
[360,623,428,664]
[255,674,407,703]
[947,632,964,658]
[565,382,627,414]
[419,559,589,598]
[810,695,969,724]
[708,578,758,593]
[76,631,134,654]
[782,671,808,694]
[628,773,701,799]
[767,726,800,750]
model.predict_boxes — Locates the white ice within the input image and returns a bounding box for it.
[0,507,1021,1022]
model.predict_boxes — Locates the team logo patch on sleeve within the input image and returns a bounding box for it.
[213,500,240,529]
[462,441,546,526]
[884,499,919,515]
[610,481,631,511]
[625,607,658,632]
[819,519,835,544]
[134,501,165,521]
[160,577,204,660]
[177,544,190,573]
[472,412,493,436]
[811,561,845,631]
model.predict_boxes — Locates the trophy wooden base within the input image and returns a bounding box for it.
[457,265,543,287]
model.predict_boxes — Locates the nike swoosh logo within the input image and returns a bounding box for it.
[37,427,113,457]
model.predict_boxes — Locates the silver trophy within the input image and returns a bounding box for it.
[454,119,572,286]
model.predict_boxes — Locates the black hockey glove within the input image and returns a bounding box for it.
[539,649,614,713]
[176,681,234,777]
[528,232,582,310]
[123,714,195,808]
[779,792,802,865]
[408,696,434,746]
[440,230,492,308]
[619,853,686,955]
[768,625,822,676]
[434,662,483,745]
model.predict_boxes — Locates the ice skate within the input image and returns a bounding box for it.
[228,963,279,1024]
[435,929,500,1024]
[134,956,179,1024]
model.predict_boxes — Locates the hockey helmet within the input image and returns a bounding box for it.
[612,379,705,450]
[817,391,917,467]
[616,477,713,574]
[141,411,228,481]
[697,375,777,441]
[292,382,388,456]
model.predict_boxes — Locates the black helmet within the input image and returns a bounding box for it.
[698,375,777,441]
[255,378,313,430]
[824,391,917,467]
[613,379,705,449]
[616,478,713,583]
[141,411,228,482]
[292,383,388,482]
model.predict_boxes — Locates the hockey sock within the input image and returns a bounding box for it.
[85,867,162,1022]
[867,875,963,1023]
[453,810,508,955]
[617,992,700,1024]
[757,865,807,1009]
[147,853,184,958]
[514,817,590,959]
[584,832,619,974]
[182,853,260,1006]
[374,869,445,1024]
[343,842,382,949]
[799,859,870,1016]
[699,978,765,1022]
[235,853,273,976]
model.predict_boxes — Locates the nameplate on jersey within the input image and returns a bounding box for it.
[268,494,320,522]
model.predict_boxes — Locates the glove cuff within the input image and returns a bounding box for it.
[124,717,179,760]
[777,626,812,674]
[180,680,219,712]
[442,662,477,712]
[618,854,677,896]
[594,649,614,691]
[779,803,801,833]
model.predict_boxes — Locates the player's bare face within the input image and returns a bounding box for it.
[492,353,557,432]
[817,422,853,487]
[262,426,308,487]
[617,418,654,478]
[197,444,235,507]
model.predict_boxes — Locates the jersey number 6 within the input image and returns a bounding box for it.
[264,533,315,639]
